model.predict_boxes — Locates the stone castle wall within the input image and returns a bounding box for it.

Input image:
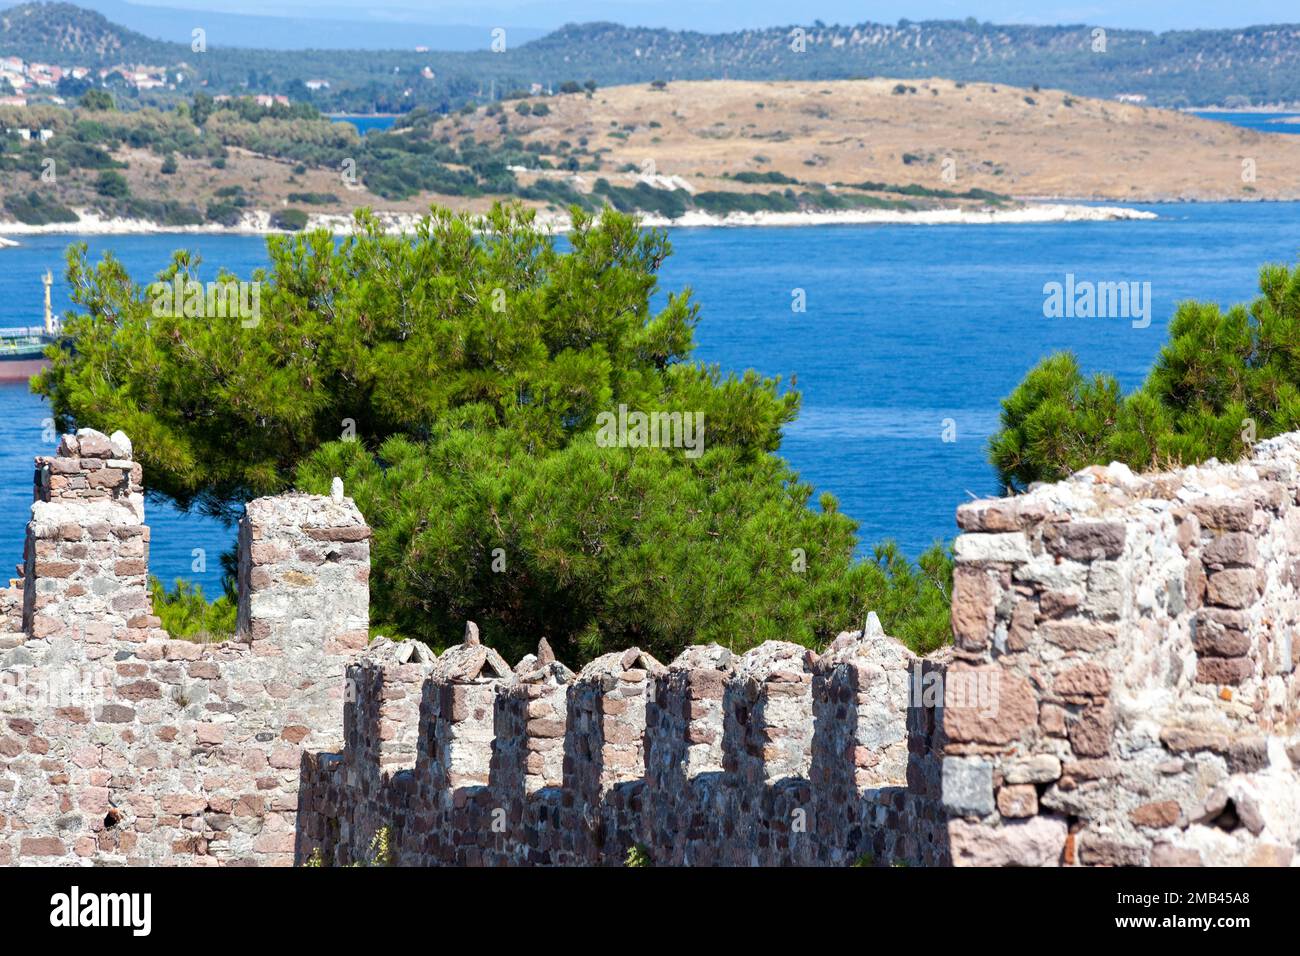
[945,435,1300,866]
[2,427,1297,866]
[0,430,369,865]
[296,624,949,866]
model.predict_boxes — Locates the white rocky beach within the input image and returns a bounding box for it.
[0,201,1157,243]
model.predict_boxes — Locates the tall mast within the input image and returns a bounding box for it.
[42,270,56,336]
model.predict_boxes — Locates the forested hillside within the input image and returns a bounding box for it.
[1,1,170,61]
[4,3,1300,112]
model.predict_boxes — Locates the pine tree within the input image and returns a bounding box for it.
[990,261,1300,491]
[37,203,952,663]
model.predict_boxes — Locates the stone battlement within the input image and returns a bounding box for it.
[1,427,1297,867]
[0,430,370,865]
[947,433,1300,866]
[296,622,948,866]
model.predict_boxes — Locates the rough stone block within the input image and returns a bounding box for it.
[941,757,994,816]
[1195,656,1253,685]
[1192,608,1253,657]
[1043,520,1126,561]
[1130,800,1181,828]
[1040,621,1117,652]
[951,565,995,649]
[943,665,1037,746]
[1201,532,1258,568]
[1191,499,1255,532]
[949,816,1066,867]
[953,532,1030,565]
[1206,569,1259,608]
[996,784,1038,818]
[1002,754,1062,785]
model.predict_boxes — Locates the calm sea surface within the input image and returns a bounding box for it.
[342,110,1291,137]
[1193,111,1300,135]
[327,115,398,135]
[2,199,1299,592]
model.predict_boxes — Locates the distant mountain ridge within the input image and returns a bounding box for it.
[0,0,546,51]
[517,19,1300,106]
[0,1,174,62]
[3,3,1300,108]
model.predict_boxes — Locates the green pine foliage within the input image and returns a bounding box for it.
[148,578,237,642]
[990,262,1300,491]
[36,202,952,665]
[296,429,952,663]
[625,844,652,866]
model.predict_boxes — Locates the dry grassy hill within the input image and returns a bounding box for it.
[6,77,1300,234]
[442,78,1300,203]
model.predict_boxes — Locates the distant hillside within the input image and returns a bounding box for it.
[514,21,1300,107]
[4,3,1300,109]
[5,78,1298,236]
[0,0,546,51]
[0,1,175,62]
[486,78,1300,203]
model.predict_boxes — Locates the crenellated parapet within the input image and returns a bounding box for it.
[20,428,156,647]
[491,638,572,802]
[1,429,373,868]
[297,622,948,866]
[808,623,949,866]
[568,648,662,785]
[424,623,513,795]
[236,491,370,654]
[9,424,1298,868]
[343,638,432,779]
[297,433,1300,869]
[644,643,733,863]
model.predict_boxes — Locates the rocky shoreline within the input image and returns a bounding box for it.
[0,201,1158,243]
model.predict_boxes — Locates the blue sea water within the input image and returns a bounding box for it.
[1,201,1298,592]
[327,115,399,135]
[1193,111,1300,135]
[332,110,1300,139]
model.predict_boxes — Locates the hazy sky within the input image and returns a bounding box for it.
[113,0,1300,32]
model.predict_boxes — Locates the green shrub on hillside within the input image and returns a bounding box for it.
[205,202,244,226]
[95,170,129,198]
[518,178,594,210]
[117,197,204,226]
[270,207,309,230]
[727,170,801,185]
[79,89,115,111]
[287,191,340,205]
[4,190,78,225]
[592,179,690,219]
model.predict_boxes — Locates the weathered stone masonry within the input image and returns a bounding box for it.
[295,433,1299,867]
[0,430,369,865]
[946,435,1300,866]
[2,427,1298,866]
[296,625,949,866]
